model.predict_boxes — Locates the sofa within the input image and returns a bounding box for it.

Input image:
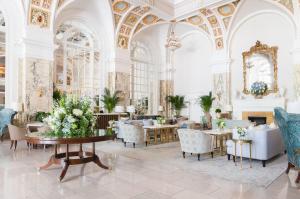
[226,126,284,167]
[274,107,300,183]
[212,119,251,130]
[178,129,214,161]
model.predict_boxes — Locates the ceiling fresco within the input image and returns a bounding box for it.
[27,0,297,49]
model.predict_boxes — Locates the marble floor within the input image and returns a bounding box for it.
[0,140,299,199]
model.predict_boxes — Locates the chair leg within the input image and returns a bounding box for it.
[233,155,236,162]
[197,154,200,161]
[145,141,148,147]
[182,152,185,158]
[191,153,193,155]
[124,142,126,147]
[14,141,17,151]
[262,160,266,167]
[296,171,300,183]
[133,143,135,148]
[211,152,214,159]
[227,154,230,160]
[1,134,3,142]
[286,162,294,174]
[10,140,14,149]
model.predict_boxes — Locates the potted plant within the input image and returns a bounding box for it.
[216,119,226,130]
[166,95,186,117]
[215,108,222,119]
[237,127,247,139]
[198,92,215,129]
[100,88,122,113]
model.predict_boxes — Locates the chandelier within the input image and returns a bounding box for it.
[165,21,181,51]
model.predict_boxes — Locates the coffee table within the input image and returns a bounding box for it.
[26,130,116,181]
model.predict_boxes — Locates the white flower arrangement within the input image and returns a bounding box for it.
[237,127,247,139]
[44,95,95,137]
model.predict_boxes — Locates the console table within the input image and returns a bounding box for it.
[26,131,116,181]
[143,125,179,144]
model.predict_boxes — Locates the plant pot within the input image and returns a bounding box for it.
[216,112,221,119]
[254,94,263,99]
[205,112,212,129]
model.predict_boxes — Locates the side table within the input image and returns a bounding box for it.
[233,138,252,169]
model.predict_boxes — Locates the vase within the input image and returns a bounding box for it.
[255,94,263,99]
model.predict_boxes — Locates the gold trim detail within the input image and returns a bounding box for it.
[242,41,278,95]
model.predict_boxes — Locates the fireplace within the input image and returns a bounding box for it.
[248,116,267,126]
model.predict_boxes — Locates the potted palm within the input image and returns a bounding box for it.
[198,92,215,129]
[166,95,186,117]
[101,88,122,113]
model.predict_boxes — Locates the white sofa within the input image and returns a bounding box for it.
[178,129,215,161]
[226,126,284,167]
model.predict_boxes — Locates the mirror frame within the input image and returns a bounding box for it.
[242,41,278,95]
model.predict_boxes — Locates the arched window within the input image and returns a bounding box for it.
[54,22,100,98]
[130,42,154,114]
[0,11,5,108]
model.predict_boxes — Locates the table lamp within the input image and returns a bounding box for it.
[126,105,135,119]
[114,105,124,113]
[225,104,233,119]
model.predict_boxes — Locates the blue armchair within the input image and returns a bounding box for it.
[274,107,300,183]
[0,108,16,142]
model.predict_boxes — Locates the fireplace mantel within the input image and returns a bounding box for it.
[232,98,286,120]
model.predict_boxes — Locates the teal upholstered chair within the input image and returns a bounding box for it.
[274,107,300,183]
[0,108,16,142]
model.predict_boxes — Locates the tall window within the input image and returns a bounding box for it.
[54,22,100,98]
[131,42,154,114]
[0,11,5,108]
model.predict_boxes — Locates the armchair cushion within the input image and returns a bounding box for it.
[120,124,146,144]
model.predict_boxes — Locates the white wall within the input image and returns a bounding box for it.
[230,11,295,101]
[174,31,213,122]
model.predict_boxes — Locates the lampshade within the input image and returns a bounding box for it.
[158,105,164,112]
[225,104,233,112]
[114,105,124,113]
[126,105,135,113]
[287,101,300,113]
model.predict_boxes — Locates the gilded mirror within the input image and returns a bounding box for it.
[242,41,278,95]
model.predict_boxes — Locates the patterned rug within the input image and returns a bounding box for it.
[87,141,287,188]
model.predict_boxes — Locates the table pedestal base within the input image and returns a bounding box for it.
[39,144,108,181]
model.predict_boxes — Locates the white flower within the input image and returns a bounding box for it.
[73,109,83,117]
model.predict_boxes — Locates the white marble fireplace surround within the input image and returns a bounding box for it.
[232,98,286,120]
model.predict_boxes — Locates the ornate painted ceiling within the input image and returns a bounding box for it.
[28,0,295,50]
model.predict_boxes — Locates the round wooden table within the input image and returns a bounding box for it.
[26,131,116,181]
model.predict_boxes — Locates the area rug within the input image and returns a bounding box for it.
[86,141,287,188]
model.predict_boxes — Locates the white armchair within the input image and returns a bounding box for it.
[120,124,147,148]
[226,127,284,167]
[178,129,215,161]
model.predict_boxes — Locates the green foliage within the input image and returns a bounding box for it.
[53,89,63,102]
[215,108,221,113]
[101,88,122,113]
[35,112,50,122]
[166,95,186,117]
[198,92,215,113]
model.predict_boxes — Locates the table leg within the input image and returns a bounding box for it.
[154,129,158,144]
[234,142,237,166]
[92,142,109,169]
[240,143,243,169]
[39,145,61,171]
[250,143,252,168]
[59,144,70,181]
[79,144,83,158]
[220,136,224,155]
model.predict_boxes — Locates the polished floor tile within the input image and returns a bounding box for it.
[0,140,299,199]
